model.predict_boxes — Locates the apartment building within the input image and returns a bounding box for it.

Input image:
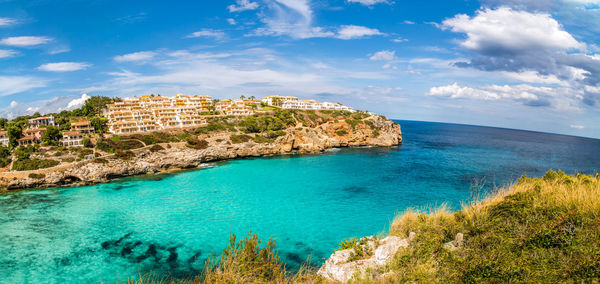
[71,119,95,133]
[262,95,299,106]
[60,131,85,147]
[103,94,211,134]
[28,116,55,128]
[215,99,255,116]
[0,131,8,146]
[267,96,355,112]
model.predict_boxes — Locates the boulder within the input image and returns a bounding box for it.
[317,233,413,282]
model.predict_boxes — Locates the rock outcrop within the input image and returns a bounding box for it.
[318,233,415,282]
[0,115,401,191]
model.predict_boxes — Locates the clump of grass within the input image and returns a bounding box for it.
[335,129,348,136]
[382,170,600,283]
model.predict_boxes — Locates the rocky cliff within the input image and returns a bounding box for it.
[0,115,401,191]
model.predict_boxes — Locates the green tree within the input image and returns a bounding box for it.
[78,96,115,116]
[82,137,93,148]
[90,117,108,133]
[42,125,62,145]
[54,116,71,131]
[7,125,22,148]
[0,118,7,129]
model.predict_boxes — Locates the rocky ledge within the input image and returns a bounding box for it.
[318,233,416,282]
[0,115,401,191]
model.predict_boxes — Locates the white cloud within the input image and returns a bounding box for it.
[428,82,582,110]
[347,0,390,5]
[253,1,383,40]
[0,18,16,27]
[37,62,91,72]
[442,7,582,53]
[227,18,237,25]
[0,76,46,96]
[114,51,157,62]
[403,20,415,24]
[67,93,91,109]
[0,95,88,119]
[0,49,18,58]
[0,36,53,46]
[186,29,227,40]
[336,25,383,40]
[570,124,585,129]
[228,0,259,12]
[370,50,396,61]
[392,37,408,43]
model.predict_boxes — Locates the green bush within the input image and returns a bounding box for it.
[12,158,59,171]
[202,232,286,283]
[28,173,46,179]
[336,129,348,136]
[230,134,252,144]
[346,119,362,130]
[196,123,228,134]
[82,137,93,148]
[149,144,164,152]
[96,137,144,153]
[114,150,135,160]
[0,157,11,168]
[240,110,295,133]
[186,138,209,150]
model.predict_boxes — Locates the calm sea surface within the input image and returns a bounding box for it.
[1,120,599,283]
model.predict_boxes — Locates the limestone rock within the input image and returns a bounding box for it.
[317,233,412,282]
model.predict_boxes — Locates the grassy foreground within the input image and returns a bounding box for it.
[133,170,600,283]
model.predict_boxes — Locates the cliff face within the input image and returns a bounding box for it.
[0,115,401,190]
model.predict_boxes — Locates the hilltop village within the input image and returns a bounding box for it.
[0,94,400,181]
[0,94,354,147]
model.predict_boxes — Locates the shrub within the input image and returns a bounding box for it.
[346,119,362,130]
[196,123,228,134]
[202,232,286,283]
[114,150,135,160]
[96,137,144,153]
[0,157,10,168]
[336,129,348,136]
[28,173,45,179]
[337,237,358,251]
[12,158,59,171]
[230,134,252,144]
[61,157,75,163]
[92,158,108,164]
[186,138,209,150]
[149,144,164,152]
[82,137,93,148]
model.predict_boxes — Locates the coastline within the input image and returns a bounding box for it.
[0,114,402,191]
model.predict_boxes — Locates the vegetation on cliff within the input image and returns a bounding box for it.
[133,170,599,283]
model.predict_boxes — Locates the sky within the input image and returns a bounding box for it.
[0,0,599,138]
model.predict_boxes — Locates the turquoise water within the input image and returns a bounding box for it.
[1,120,599,283]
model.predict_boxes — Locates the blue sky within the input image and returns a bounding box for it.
[0,0,599,138]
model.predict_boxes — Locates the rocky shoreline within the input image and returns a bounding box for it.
[0,115,401,191]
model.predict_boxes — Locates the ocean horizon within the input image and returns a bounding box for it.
[1,120,599,283]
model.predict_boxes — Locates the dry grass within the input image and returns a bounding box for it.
[382,170,600,283]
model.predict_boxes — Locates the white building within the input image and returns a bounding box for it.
[60,131,85,147]
[29,116,55,128]
[0,131,8,146]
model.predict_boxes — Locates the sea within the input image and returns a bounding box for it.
[1,120,599,283]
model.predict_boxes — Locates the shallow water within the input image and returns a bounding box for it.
[1,120,599,283]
